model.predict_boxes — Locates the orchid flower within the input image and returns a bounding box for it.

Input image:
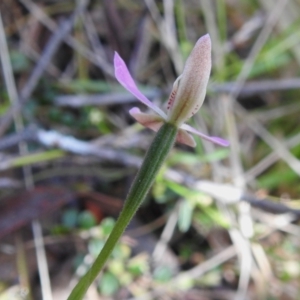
[114,34,229,148]
[67,34,229,300]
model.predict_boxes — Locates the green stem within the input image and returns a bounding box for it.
[67,123,178,300]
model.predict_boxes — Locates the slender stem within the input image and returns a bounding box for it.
[68,123,178,300]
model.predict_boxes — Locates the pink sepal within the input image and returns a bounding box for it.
[129,107,164,132]
[181,124,229,147]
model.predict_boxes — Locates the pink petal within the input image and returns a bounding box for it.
[177,129,196,147]
[181,124,230,147]
[114,52,167,119]
[129,107,164,132]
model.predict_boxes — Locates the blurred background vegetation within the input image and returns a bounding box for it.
[0,0,300,299]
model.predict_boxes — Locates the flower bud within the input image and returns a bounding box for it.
[167,34,211,126]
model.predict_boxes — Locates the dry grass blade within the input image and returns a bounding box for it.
[19,0,113,75]
[0,4,88,136]
[212,78,300,95]
[0,9,52,299]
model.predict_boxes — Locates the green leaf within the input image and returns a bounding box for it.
[167,181,229,229]
[57,79,111,93]
[50,225,71,235]
[101,218,116,236]
[88,239,105,258]
[153,266,173,282]
[152,181,168,203]
[98,272,119,296]
[169,148,229,166]
[166,180,200,203]
[127,254,149,276]
[12,150,65,168]
[178,201,194,232]
[78,211,96,229]
[258,167,298,190]
[108,259,124,275]
[195,207,230,228]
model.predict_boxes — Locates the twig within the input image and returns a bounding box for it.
[36,129,142,167]
[195,180,300,217]
[251,103,300,121]
[54,89,161,107]
[53,77,300,108]
[3,124,300,219]
[236,105,300,177]
[254,210,300,236]
[0,178,22,188]
[200,0,224,70]
[144,0,183,73]
[0,9,52,300]
[32,221,53,300]
[177,245,236,280]
[19,0,113,76]
[243,194,300,216]
[224,12,264,52]
[244,132,300,182]
[211,78,300,96]
[132,246,236,300]
[0,125,38,150]
[0,6,87,137]
[152,202,179,268]
[229,0,290,99]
